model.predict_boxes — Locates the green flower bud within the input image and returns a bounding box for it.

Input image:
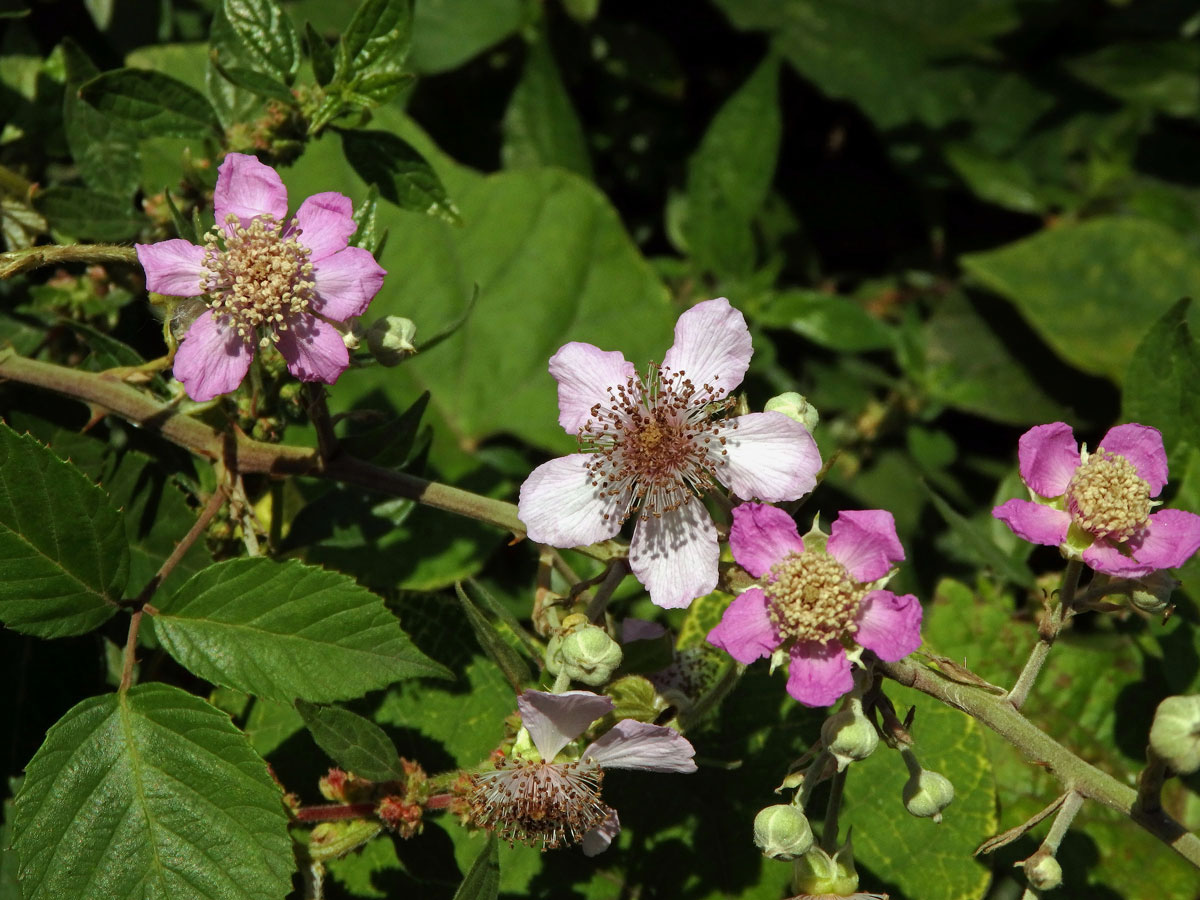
[821,698,878,771]
[366,316,417,366]
[1023,850,1063,891]
[559,625,623,686]
[764,391,819,432]
[544,634,565,676]
[1149,695,1200,775]
[752,804,813,860]
[1129,571,1178,615]
[792,842,859,896]
[902,767,955,823]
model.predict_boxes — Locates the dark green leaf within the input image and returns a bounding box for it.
[341,0,412,77]
[34,186,144,242]
[410,0,522,74]
[349,182,382,252]
[211,60,296,104]
[296,700,406,781]
[61,40,141,199]
[348,67,414,106]
[451,835,499,900]
[1123,298,1200,456]
[757,289,893,352]
[306,21,335,86]
[923,483,1033,588]
[79,68,220,138]
[66,318,146,369]
[244,698,305,758]
[455,582,532,691]
[502,34,592,177]
[340,128,461,224]
[1066,41,1200,118]
[214,0,301,83]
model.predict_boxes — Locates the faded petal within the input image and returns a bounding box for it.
[629,500,718,609]
[1098,423,1168,496]
[549,342,635,435]
[518,690,613,761]
[728,502,805,578]
[584,719,697,773]
[1130,509,1200,571]
[1018,422,1079,498]
[786,641,853,708]
[518,454,625,547]
[213,152,288,227]
[662,298,753,399]
[582,810,620,857]
[716,412,821,502]
[291,191,355,261]
[135,239,207,296]
[854,591,922,661]
[827,510,904,583]
[312,247,387,321]
[993,499,1071,546]
[173,310,254,401]
[274,313,349,384]
[706,587,779,664]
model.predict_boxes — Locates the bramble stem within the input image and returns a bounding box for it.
[294,803,377,823]
[1008,559,1083,709]
[0,243,139,278]
[1040,790,1082,853]
[821,767,847,853]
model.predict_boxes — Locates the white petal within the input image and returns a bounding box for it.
[662,297,752,399]
[629,501,718,609]
[583,719,698,773]
[518,454,625,547]
[518,690,614,761]
[549,342,636,435]
[715,412,820,502]
[582,810,620,856]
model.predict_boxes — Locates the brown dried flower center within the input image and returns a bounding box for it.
[1065,449,1150,541]
[765,551,866,644]
[468,757,609,850]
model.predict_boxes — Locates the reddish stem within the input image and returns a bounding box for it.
[294,802,377,823]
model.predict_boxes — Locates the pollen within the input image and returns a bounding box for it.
[764,551,866,644]
[1065,448,1151,542]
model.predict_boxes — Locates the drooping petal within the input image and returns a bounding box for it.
[135,239,207,296]
[518,690,614,761]
[854,590,922,661]
[629,500,719,609]
[172,310,254,401]
[1017,422,1079,498]
[715,412,821,502]
[273,313,349,384]
[992,499,1071,546]
[548,342,636,435]
[1081,540,1152,578]
[1129,509,1200,571]
[583,719,698,773]
[312,247,387,321]
[662,297,753,399]
[728,502,804,578]
[291,191,356,261]
[706,587,779,664]
[1098,423,1168,496]
[621,618,667,642]
[786,641,853,708]
[827,510,905,583]
[582,810,620,857]
[213,152,288,228]
[518,454,625,547]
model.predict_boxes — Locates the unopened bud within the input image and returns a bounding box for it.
[752,805,813,860]
[1130,571,1178,615]
[792,842,859,896]
[1149,695,1200,774]
[821,698,878,771]
[367,316,417,366]
[764,391,819,432]
[902,766,955,823]
[1022,850,1063,891]
[559,625,623,686]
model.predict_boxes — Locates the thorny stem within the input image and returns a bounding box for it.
[821,767,847,854]
[1008,559,1084,709]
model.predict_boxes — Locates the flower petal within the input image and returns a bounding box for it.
[629,500,718,609]
[621,618,667,642]
[1130,509,1200,571]
[992,499,1071,546]
[715,412,821,502]
[583,719,697,773]
[662,297,753,399]
[274,313,349,384]
[291,191,356,261]
[1098,423,1168,496]
[135,240,207,296]
[1082,540,1152,578]
[582,810,620,857]
[1017,422,1079,498]
[213,152,288,227]
[172,310,254,401]
[518,454,625,547]
[312,247,387,321]
[854,590,922,661]
[786,641,853,707]
[518,690,613,761]
[548,342,635,435]
[826,510,905,583]
[706,587,779,664]
[728,502,804,577]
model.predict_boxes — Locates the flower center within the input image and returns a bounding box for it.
[201,213,316,348]
[765,551,866,644]
[580,365,734,522]
[1065,448,1150,541]
[468,757,609,850]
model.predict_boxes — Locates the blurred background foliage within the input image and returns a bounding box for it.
[2,1,1200,898]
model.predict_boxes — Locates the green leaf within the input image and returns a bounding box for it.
[79,67,220,138]
[347,68,414,106]
[61,39,141,199]
[452,835,499,900]
[1123,298,1200,457]
[33,185,144,241]
[210,60,296,105]
[214,0,301,84]
[923,483,1033,588]
[296,700,406,781]
[339,128,461,224]
[0,424,126,638]
[1066,41,1200,119]
[306,21,335,86]
[455,582,532,692]
[340,0,412,78]
[409,0,522,74]
[757,289,893,352]
[244,698,305,758]
[12,683,293,900]
[150,558,450,702]
[501,34,592,177]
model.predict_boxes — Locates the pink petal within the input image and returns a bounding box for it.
[728,502,804,577]
[548,342,636,435]
[291,191,355,261]
[706,587,779,664]
[854,590,922,662]
[312,247,387,321]
[715,412,821,502]
[582,810,620,857]
[135,240,207,296]
[518,454,625,547]
[992,499,1071,546]
[583,719,697,773]
[662,298,753,400]
[1130,509,1200,571]
[518,690,613,761]
[172,310,253,401]
[1098,423,1168,496]
[629,500,719,609]
[273,313,349,384]
[786,641,853,708]
[827,510,904,583]
[213,152,288,228]
[621,618,667,642]
[1082,540,1152,578]
[1018,422,1080,498]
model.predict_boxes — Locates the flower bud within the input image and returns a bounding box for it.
[559,625,624,686]
[1149,695,1200,774]
[821,698,878,771]
[367,316,417,366]
[1129,571,1178,615]
[1023,850,1063,890]
[764,391,819,432]
[902,767,955,823]
[752,804,814,860]
[792,842,859,896]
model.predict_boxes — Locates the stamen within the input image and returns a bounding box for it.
[764,552,866,644]
[468,757,610,850]
[1065,449,1151,541]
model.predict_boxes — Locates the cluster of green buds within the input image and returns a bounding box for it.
[545,614,624,687]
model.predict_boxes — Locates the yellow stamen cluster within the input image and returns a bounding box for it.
[1065,448,1151,541]
[765,551,866,644]
[468,757,609,850]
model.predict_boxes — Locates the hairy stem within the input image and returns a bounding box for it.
[0,243,139,278]
[1008,559,1083,709]
[293,803,378,823]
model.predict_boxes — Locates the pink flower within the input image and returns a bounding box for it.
[518,298,822,609]
[467,689,696,855]
[706,503,922,708]
[135,153,386,401]
[993,422,1200,577]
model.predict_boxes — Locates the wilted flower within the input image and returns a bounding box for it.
[519,298,822,608]
[993,423,1200,577]
[136,152,386,401]
[467,689,696,855]
[706,503,922,707]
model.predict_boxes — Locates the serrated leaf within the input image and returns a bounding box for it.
[455,582,531,691]
[1123,298,1200,457]
[452,835,499,900]
[0,424,126,638]
[12,683,293,900]
[340,128,461,224]
[502,34,592,177]
[79,68,220,138]
[296,700,406,781]
[34,185,145,241]
[339,0,411,83]
[61,39,141,199]
[214,0,301,84]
